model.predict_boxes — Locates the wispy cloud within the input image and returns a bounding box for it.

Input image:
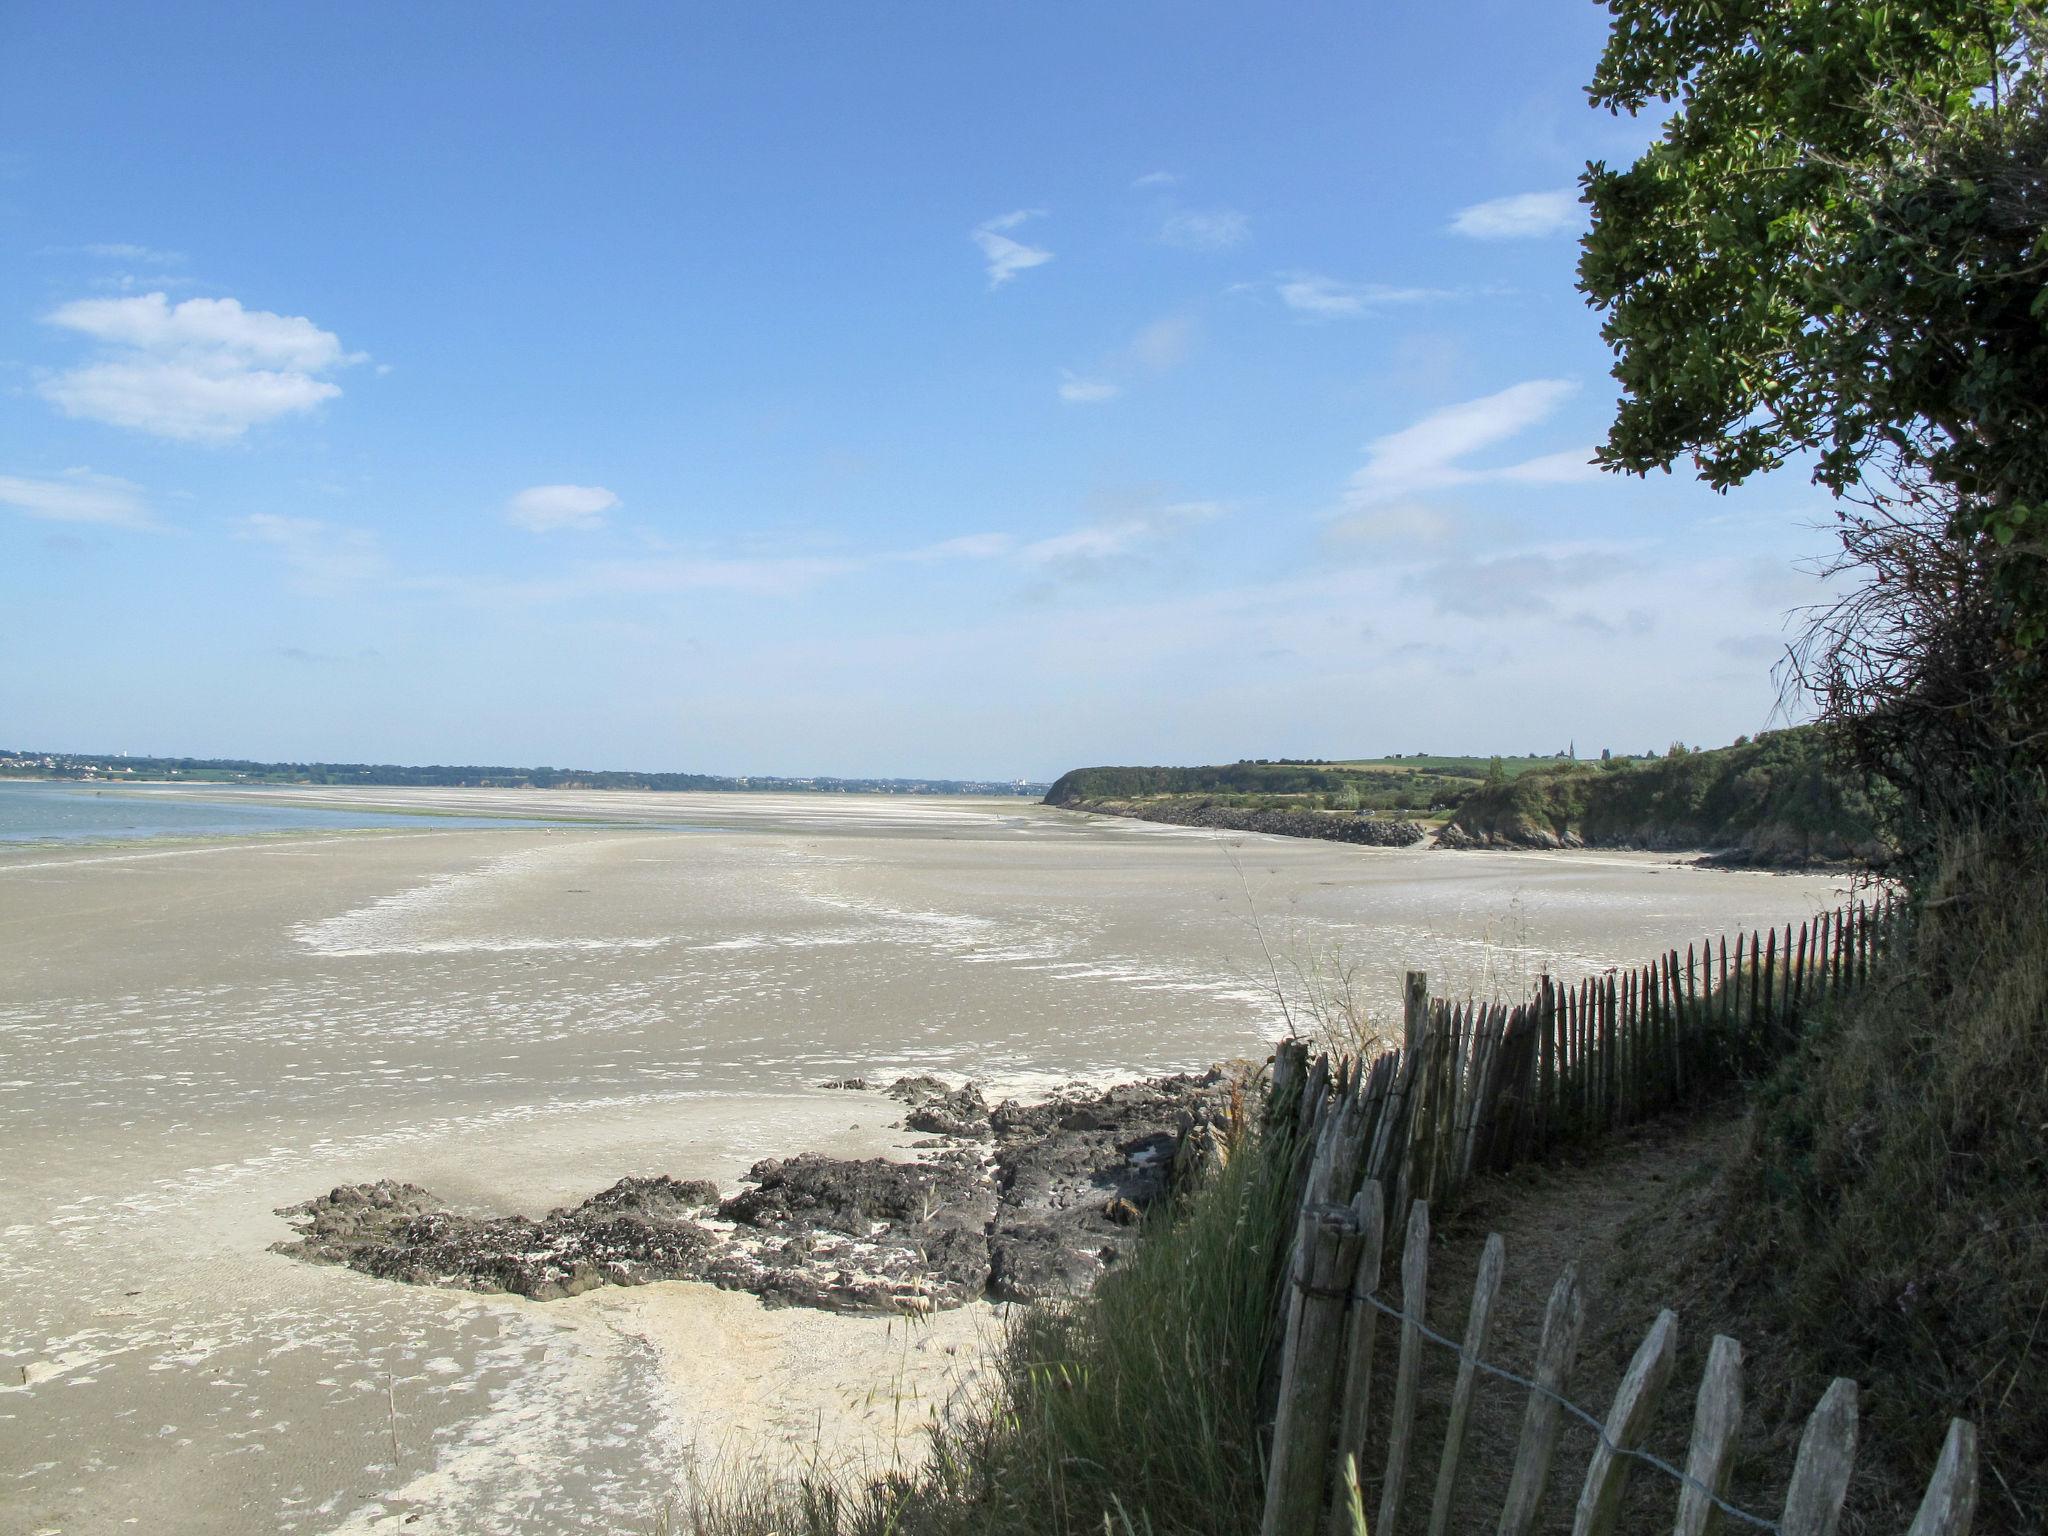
[896,532,1016,562]
[507,483,618,533]
[39,292,361,441]
[1126,314,1195,373]
[1058,370,1121,405]
[1325,500,1458,550]
[972,210,1053,288]
[1409,547,1637,617]
[1160,207,1249,251]
[1275,273,1449,319]
[238,512,385,590]
[1015,499,1223,580]
[1131,170,1179,189]
[1055,315,1195,405]
[82,242,184,265]
[1344,380,1597,507]
[0,468,159,531]
[1449,188,1580,239]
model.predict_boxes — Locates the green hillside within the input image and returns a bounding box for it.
[1440,727,1886,864]
[1046,728,1886,866]
[1043,751,1574,819]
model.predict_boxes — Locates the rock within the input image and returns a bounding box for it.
[905,1083,990,1138]
[1065,801,1427,848]
[577,1174,721,1216]
[885,1074,952,1103]
[816,1077,869,1090]
[274,1067,1252,1314]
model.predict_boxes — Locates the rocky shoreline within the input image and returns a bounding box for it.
[1435,817,1878,869]
[273,1069,1247,1314]
[1068,799,1427,847]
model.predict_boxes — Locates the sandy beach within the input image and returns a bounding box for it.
[0,789,1851,1534]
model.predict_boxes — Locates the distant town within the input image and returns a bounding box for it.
[0,750,1049,799]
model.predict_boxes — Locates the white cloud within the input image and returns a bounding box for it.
[1345,380,1599,507]
[82,242,183,265]
[1058,370,1121,404]
[48,292,350,371]
[0,468,158,530]
[1131,170,1179,189]
[39,292,359,441]
[972,210,1053,288]
[507,483,619,533]
[239,513,386,590]
[1449,188,1581,239]
[1491,448,1603,485]
[1276,274,1448,319]
[1160,207,1249,251]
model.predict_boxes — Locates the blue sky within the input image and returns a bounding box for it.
[0,3,1840,779]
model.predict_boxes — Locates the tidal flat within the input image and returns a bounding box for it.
[0,788,1849,1534]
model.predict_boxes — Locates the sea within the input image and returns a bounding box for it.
[0,777,580,844]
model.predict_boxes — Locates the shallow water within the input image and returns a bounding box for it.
[0,791,1852,1534]
[0,779,588,845]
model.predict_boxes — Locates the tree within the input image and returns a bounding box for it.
[1581,0,2021,492]
[1582,1,2048,850]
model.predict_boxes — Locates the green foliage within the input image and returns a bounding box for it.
[1447,726,1884,861]
[1044,763,1359,804]
[1043,752,1590,818]
[1581,0,2022,492]
[1583,2,2048,842]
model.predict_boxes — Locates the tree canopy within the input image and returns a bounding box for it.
[1582,0,2048,847]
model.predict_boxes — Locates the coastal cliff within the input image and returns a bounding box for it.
[1438,728,1886,866]
[1057,797,1427,847]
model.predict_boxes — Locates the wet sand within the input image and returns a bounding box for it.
[0,790,1850,1533]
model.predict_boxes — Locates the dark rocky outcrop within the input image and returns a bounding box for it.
[890,1076,992,1138]
[273,1068,1249,1314]
[1064,799,1426,848]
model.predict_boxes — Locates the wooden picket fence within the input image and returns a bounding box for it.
[1252,891,1978,1534]
[1262,1182,1980,1536]
[1265,893,1906,1222]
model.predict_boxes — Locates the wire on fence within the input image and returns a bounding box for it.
[1342,1283,1784,1535]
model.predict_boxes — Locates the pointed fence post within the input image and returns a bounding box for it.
[1780,1378,1858,1536]
[1404,970,1428,1054]
[1425,1233,1505,1536]
[1261,1198,1367,1536]
[1905,1419,1979,1536]
[1674,1335,1743,1536]
[1496,1263,1586,1536]
[1762,929,1777,1041]
[1793,919,1809,1018]
[1376,1199,1431,1536]
[1570,1309,1679,1536]
[1332,1179,1388,1525]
